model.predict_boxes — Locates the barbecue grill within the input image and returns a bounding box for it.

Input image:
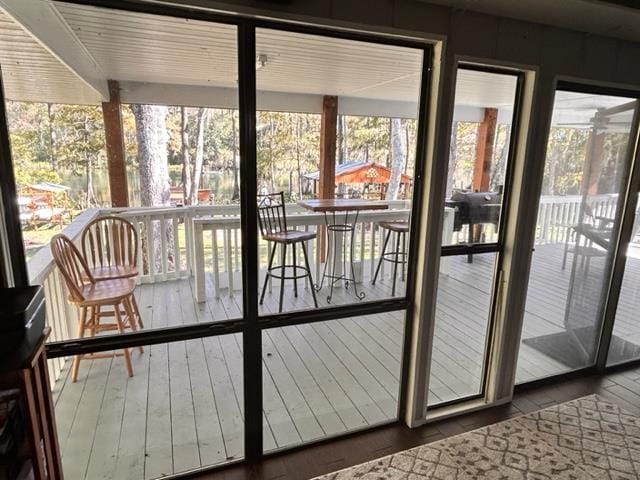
[445,191,502,261]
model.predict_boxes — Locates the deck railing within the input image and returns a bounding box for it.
[27,208,101,383]
[192,201,413,300]
[534,194,619,245]
[29,193,622,382]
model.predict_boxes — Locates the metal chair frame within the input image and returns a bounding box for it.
[372,222,409,297]
[258,192,318,312]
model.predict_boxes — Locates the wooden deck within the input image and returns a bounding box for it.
[49,243,640,479]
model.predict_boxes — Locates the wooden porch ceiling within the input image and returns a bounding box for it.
[0,1,630,125]
[0,1,513,120]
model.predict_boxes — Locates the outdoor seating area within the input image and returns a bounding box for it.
[45,225,640,479]
[0,2,639,480]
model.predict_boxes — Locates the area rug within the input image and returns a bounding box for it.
[315,395,640,479]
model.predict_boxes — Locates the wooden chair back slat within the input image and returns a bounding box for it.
[50,234,93,303]
[82,216,138,270]
[258,192,288,236]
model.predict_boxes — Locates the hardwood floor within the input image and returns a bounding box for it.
[197,364,640,480]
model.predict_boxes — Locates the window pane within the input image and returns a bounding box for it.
[428,253,497,405]
[608,194,640,365]
[255,28,424,314]
[50,335,243,479]
[262,312,405,451]
[442,69,518,246]
[516,92,638,383]
[4,4,241,344]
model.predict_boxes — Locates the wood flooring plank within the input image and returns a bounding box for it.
[61,358,112,480]
[169,340,201,473]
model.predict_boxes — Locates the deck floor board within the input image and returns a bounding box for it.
[50,243,640,479]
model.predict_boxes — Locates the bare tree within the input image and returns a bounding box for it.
[386,118,406,200]
[83,112,97,207]
[131,104,171,272]
[47,103,57,170]
[231,110,240,201]
[180,107,192,205]
[446,121,458,196]
[132,104,170,207]
[189,107,208,205]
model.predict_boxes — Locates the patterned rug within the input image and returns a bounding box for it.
[315,395,640,479]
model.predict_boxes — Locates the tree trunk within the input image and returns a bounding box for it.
[189,107,208,205]
[132,104,170,207]
[47,103,57,170]
[404,120,410,175]
[446,121,458,196]
[83,113,97,207]
[296,115,302,199]
[132,104,171,273]
[231,110,240,201]
[180,107,192,205]
[386,118,405,200]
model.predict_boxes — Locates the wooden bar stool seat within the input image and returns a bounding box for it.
[51,234,143,383]
[87,264,138,281]
[263,230,317,244]
[372,221,409,296]
[378,221,410,233]
[79,278,136,305]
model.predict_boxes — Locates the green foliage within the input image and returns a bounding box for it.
[7,101,108,206]
[257,111,320,200]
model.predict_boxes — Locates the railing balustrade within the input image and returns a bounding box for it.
[192,203,412,301]
[534,194,619,245]
[28,194,621,381]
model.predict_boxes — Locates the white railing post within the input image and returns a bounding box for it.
[193,220,206,302]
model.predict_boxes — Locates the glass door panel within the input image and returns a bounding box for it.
[262,312,405,452]
[608,193,640,365]
[428,66,521,406]
[254,27,424,314]
[516,90,638,383]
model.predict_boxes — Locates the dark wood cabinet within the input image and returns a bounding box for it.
[0,328,63,479]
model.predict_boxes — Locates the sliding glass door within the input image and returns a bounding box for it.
[252,26,428,451]
[428,65,522,405]
[516,85,639,383]
[0,1,433,477]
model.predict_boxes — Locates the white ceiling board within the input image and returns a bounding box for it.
[551,91,637,128]
[454,69,519,108]
[54,1,239,89]
[0,0,108,99]
[255,28,424,101]
[0,8,100,104]
[55,2,424,102]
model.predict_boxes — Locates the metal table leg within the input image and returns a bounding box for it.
[315,210,365,303]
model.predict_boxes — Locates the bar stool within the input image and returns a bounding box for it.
[258,192,319,313]
[50,234,141,382]
[372,221,409,296]
[81,215,143,329]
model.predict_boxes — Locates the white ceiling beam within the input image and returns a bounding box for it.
[0,0,109,100]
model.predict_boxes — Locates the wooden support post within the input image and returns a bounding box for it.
[319,95,338,200]
[470,107,498,244]
[472,107,498,192]
[586,114,607,195]
[102,80,129,207]
[319,95,338,261]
